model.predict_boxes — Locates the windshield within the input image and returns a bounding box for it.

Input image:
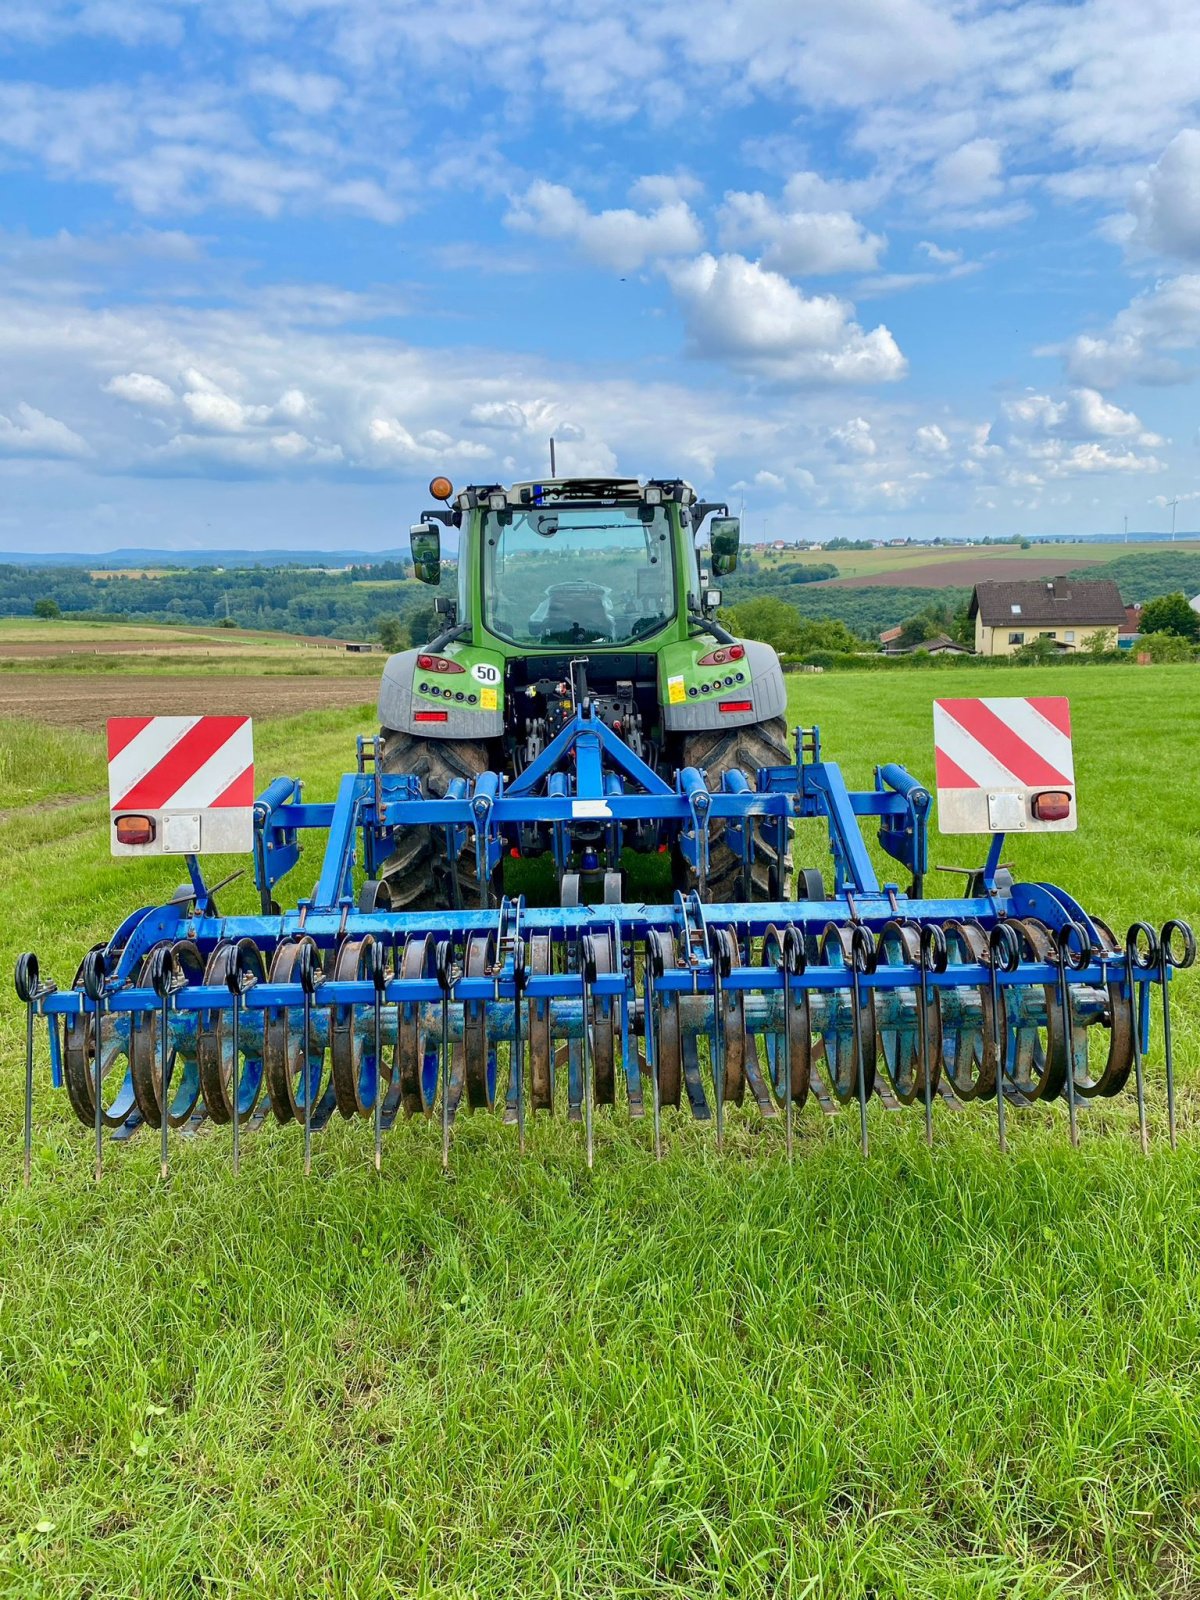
[482,505,675,648]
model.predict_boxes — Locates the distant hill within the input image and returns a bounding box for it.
[0,548,409,570]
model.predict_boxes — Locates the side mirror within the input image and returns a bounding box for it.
[409,521,441,585]
[710,515,740,576]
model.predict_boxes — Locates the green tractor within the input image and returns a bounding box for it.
[377,475,793,908]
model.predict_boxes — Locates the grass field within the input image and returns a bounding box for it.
[1,665,1198,1597]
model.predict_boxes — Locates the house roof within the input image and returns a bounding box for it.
[969,577,1125,627]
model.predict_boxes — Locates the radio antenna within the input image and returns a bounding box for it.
[549,436,556,476]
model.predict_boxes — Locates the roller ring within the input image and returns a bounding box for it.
[147,945,174,1001]
[1056,920,1091,973]
[988,921,1022,975]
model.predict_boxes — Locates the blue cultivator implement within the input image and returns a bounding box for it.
[14,696,1194,1180]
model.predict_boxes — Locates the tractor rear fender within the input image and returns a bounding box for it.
[660,639,787,733]
[378,650,505,739]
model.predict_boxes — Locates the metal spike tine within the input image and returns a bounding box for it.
[437,941,453,1175]
[782,956,794,1163]
[581,942,594,1171]
[849,941,869,1159]
[988,931,1007,1156]
[1128,950,1149,1157]
[231,979,241,1176]
[302,983,314,1176]
[372,940,384,1175]
[513,944,526,1158]
[94,1001,104,1184]
[644,966,661,1162]
[1056,932,1080,1150]
[1160,946,1177,1152]
[23,991,35,1188]
[160,989,171,1181]
[916,936,933,1150]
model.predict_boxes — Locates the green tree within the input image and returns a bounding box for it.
[721,596,807,656]
[377,616,406,653]
[1136,631,1195,663]
[1139,592,1199,639]
[32,597,60,619]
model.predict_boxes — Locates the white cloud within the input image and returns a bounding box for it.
[663,253,906,385]
[105,371,176,408]
[717,191,885,275]
[1127,130,1200,261]
[917,241,962,265]
[934,139,1003,205]
[826,418,877,459]
[247,64,343,116]
[0,401,91,458]
[914,423,951,454]
[504,180,703,271]
[1054,274,1200,387]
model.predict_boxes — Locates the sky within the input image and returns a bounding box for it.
[3,2,1200,552]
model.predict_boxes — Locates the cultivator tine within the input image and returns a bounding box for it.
[298,942,320,1174]
[80,947,109,1182]
[1122,928,1152,1156]
[436,940,455,1174]
[15,954,55,1186]
[988,923,1020,1154]
[147,947,174,1180]
[581,934,596,1169]
[371,939,387,1173]
[1159,921,1197,1150]
[917,925,945,1149]
[512,937,527,1155]
[644,960,662,1161]
[1055,923,1089,1149]
[847,926,875,1158]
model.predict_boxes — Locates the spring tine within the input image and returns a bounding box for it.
[987,928,1008,1156]
[513,942,526,1157]
[1123,947,1149,1156]
[581,938,595,1171]
[783,954,794,1162]
[1055,930,1080,1149]
[850,960,869,1159]
[371,939,385,1174]
[23,992,35,1187]
[437,940,453,1175]
[712,958,725,1153]
[1159,945,1177,1151]
[81,950,107,1183]
[644,964,661,1161]
[916,936,933,1150]
[160,988,171,1181]
[302,983,314,1175]
[231,980,242,1175]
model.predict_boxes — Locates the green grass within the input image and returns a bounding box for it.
[0,669,1198,1597]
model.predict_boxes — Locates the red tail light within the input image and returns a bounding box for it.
[417,655,463,674]
[719,700,753,714]
[115,814,156,846]
[698,644,746,667]
[1032,789,1072,822]
[413,711,449,723]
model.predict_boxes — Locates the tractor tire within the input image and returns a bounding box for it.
[379,730,496,910]
[676,716,795,903]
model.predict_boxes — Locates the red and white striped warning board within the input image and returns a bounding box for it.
[933,697,1076,834]
[107,716,254,856]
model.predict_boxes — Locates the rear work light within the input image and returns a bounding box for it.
[115,813,156,846]
[413,710,449,723]
[1032,789,1072,822]
[416,654,463,674]
[697,644,746,667]
[719,699,753,714]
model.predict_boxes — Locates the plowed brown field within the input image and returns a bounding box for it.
[0,674,374,730]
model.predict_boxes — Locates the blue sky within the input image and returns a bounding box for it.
[2,1,1200,552]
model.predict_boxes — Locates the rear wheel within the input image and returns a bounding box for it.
[676,716,794,902]
[379,730,496,910]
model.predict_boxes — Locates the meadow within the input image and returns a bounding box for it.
[0,663,1198,1598]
